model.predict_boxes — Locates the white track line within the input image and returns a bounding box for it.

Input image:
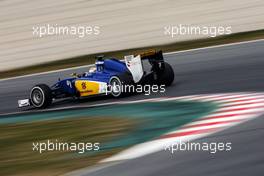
[102,92,264,162]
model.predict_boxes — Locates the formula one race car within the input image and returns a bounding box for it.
[18,50,174,108]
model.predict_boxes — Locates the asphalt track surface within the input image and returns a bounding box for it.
[0,40,264,175]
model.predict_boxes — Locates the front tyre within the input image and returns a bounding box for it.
[30,84,52,108]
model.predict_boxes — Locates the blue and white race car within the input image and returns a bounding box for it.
[18,50,174,108]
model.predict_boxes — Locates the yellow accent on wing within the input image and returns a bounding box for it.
[75,80,100,97]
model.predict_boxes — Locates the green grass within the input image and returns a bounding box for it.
[0,29,263,79]
[0,117,135,176]
[0,100,219,175]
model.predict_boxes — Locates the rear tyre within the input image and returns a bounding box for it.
[30,84,52,108]
[157,62,174,86]
[109,73,133,97]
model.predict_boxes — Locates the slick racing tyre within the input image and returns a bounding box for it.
[30,84,52,108]
[157,62,174,86]
[109,74,133,97]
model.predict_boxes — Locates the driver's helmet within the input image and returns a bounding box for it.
[95,55,104,72]
[88,66,96,73]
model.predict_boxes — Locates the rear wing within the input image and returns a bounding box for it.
[124,50,165,83]
[138,50,165,71]
[138,50,164,63]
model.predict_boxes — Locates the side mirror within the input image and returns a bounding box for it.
[71,73,78,77]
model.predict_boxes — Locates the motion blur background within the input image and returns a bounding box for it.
[1,0,264,71]
[1,0,264,176]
